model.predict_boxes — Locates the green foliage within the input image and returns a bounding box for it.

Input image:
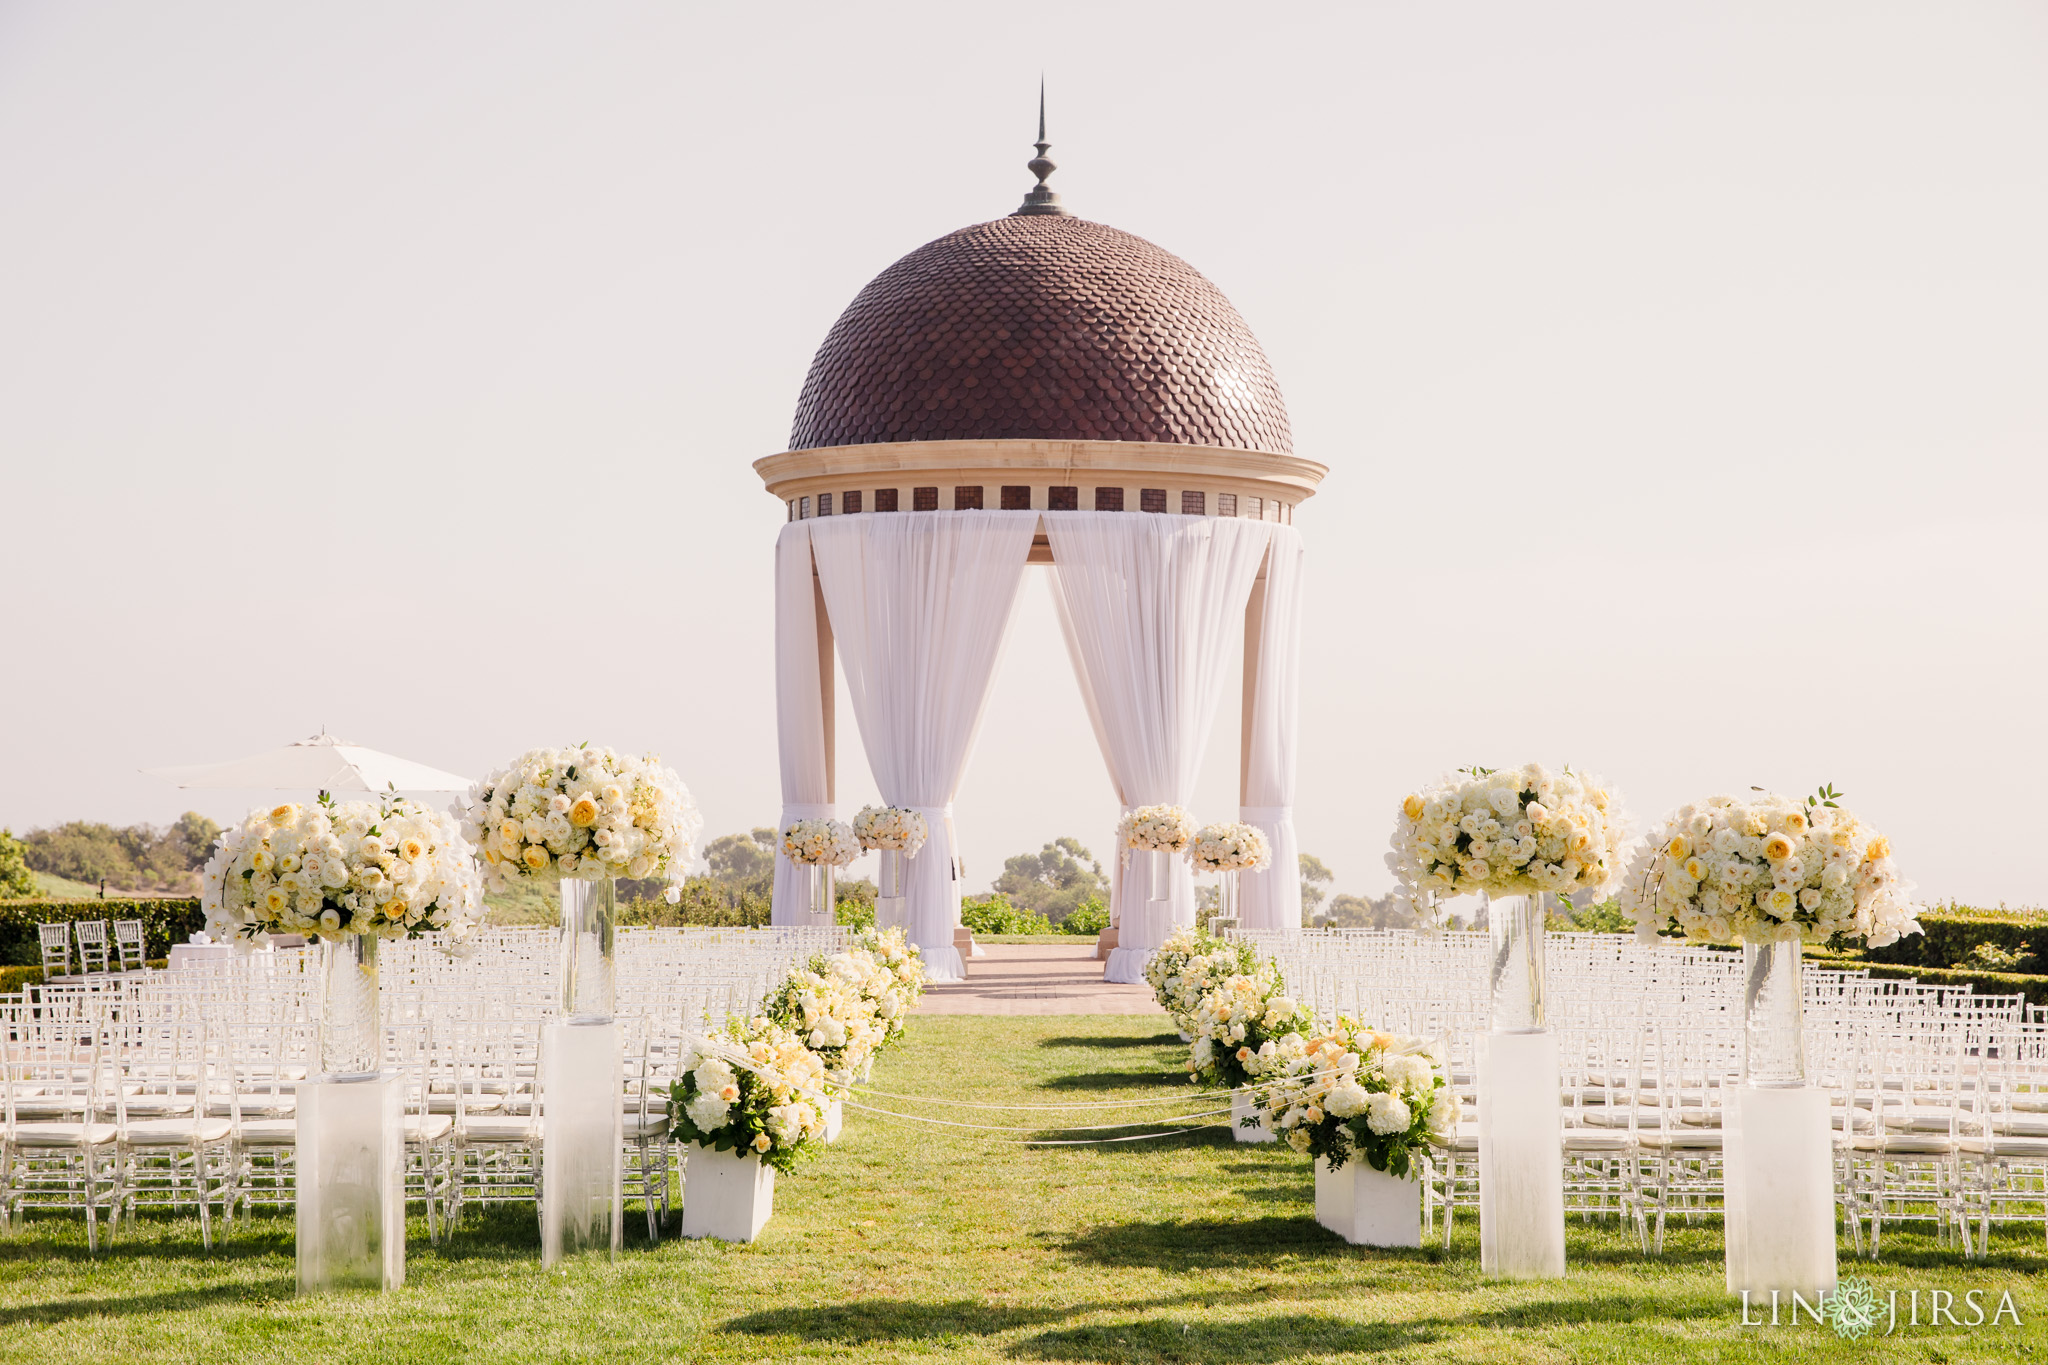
[1325,892,1420,929]
[990,837,1104,924]
[0,829,36,900]
[17,813,219,894]
[706,827,778,883]
[960,893,1055,936]
[835,878,876,932]
[1970,941,2027,971]
[615,877,772,929]
[0,898,206,966]
[1549,898,1634,934]
[1059,894,1109,936]
[1859,902,2045,974]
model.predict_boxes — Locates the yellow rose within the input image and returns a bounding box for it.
[270,803,299,824]
[568,797,600,828]
[1665,834,1691,859]
[1864,835,1890,861]
[1401,794,1426,821]
[522,845,550,871]
[400,836,427,861]
[380,900,407,920]
[1763,832,1795,861]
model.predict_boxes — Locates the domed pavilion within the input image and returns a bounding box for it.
[758,118,1324,981]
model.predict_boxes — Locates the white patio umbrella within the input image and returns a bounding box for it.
[143,729,475,795]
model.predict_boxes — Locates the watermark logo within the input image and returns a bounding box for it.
[1825,1277,1883,1340]
[1740,1281,2023,1336]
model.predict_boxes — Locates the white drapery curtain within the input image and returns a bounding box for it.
[1238,526,1305,932]
[770,523,834,925]
[808,511,1038,981]
[1045,513,1275,983]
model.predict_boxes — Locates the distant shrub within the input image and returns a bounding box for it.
[0,899,205,965]
[961,894,1055,936]
[1060,895,1109,936]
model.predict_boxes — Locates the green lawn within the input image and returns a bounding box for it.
[0,1015,2041,1363]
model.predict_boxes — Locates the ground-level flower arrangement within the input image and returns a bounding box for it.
[852,805,928,858]
[1145,925,1257,1036]
[1187,822,1272,873]
[1184,959,1316,1094]
[672,926,926,1171]
[1387,763,1627,905]
[1247,1015,1458,1173]
[1621,786,1922,948]
[783,818,861,866]
[669,1016,830,1174]
[203,794,482,942]
[462,745,700,897]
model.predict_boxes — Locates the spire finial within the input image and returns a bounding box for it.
[1013,76,1069,217]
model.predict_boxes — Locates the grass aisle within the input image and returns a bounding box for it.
[0,1014,2040,1363]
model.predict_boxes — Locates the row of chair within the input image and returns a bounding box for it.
[36,921,147,977]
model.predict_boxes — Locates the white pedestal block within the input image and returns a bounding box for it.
[1232,1088,1277,1143]
[1477,1030,1566,1279]
[823,1098,844,1143]
[1315,1157,1422,1247]
[1724,1084,1837,1301]
[296,1075,404,1292]
[681,1143,777,1243]
[540,1019,623,1267]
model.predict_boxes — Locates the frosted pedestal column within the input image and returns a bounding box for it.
[540,1019,624,1266]
[681,1144,776,1243]
[1477,894,1566,1281]
[1232,1087,1276,1144]
[1724,940,1835,1300]
[876,850,906,933]
[823,1098,844,1144]
[1315,1158,1421,1248]
[296,1075,404,1292]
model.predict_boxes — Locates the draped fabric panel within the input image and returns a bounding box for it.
[770,523,834,925]
[808,511,1038,981]
[1239,526,1306,932]
[1045,513,1275,983]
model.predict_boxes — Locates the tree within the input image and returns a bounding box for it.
[991,837,1104,924]
[23,821,138,886]
[1326,892,1419,929]
[165,811,222,872]
[705,828,778,883]
[1299,852,1334,921]
[0,828,36,899]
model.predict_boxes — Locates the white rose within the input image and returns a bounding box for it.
[1324,1081,1369,1118]
[1365,1091,1412,1135]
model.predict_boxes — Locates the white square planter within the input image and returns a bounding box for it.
[680,1143,777,1243]
[1315,1155,1421,1248]
[1232,1088,1276,1144]
[823,1098,844,1144]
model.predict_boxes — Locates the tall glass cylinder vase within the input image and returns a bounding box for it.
[1742,938,1807,1087]
[1214,868,1240,929]
[810,863,835,920]
[1488,891,1549,1033]
[1146,849,1173,903]
[559,876,617,1023]
[317,933,382,1079]
[878,849,905,899]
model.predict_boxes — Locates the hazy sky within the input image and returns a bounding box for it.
[3,2,2044,907]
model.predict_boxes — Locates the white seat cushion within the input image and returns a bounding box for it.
[12,1121,118,1147]
[123,1117,232,1145]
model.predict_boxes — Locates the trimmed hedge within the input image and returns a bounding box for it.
[1861,903,2047,974]
[0,898,206,967]
[1810,952,2048,1009]
[0,959,169,993]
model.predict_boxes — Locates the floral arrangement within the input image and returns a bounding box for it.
[202,794,482,942]
[852,805,929,858]
[763,926,927,1085]
[1620,786,1922,948]
[1145,924,1257,1035]
[783,818,861,867]
[1184,958,1317,1093]
[1248,1016,1458,1174]
[1387,763,1627,904]
[668,1015,830,1175]
[462,745,701,897]
[1118,804,1194,854]
[1187,822,1272,873]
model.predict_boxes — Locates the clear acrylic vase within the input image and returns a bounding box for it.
[1487,891,1548,1034]
[878,849,905,898]
[317,934,382,1079]
[1211,869,1239,933]
[1742,938,1807,1087]
[810,863,836,919]
[559,877,617,1023]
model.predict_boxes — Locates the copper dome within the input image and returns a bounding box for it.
[790,214,1292,454]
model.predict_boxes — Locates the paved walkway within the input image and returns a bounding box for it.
[917,942,1164,1016]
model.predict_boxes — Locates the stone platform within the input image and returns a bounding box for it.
[917,943,1164,1017]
